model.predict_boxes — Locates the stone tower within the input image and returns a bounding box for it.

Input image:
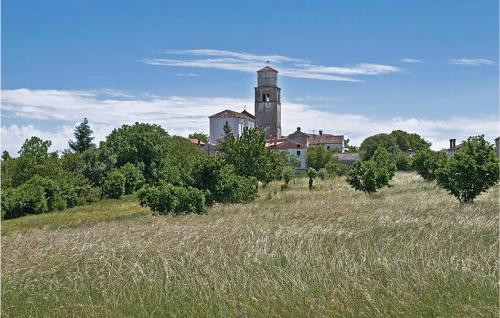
[254,66,281,138]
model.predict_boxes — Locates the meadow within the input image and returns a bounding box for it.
[2,172,498,317]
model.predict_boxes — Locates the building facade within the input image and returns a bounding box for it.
[255,66,281,138]
[209,110,255,144]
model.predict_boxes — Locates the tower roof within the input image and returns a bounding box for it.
[257,66,278,73]
[209,109,255,121]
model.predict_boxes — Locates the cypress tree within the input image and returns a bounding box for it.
[69,118,95,152]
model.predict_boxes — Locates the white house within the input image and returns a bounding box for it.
[270,140,308,172]
[307,130,347,152]
[209,109,255,144]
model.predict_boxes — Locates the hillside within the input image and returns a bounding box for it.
[2,173,498,317]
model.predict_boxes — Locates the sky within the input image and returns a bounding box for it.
[2,0,499,154]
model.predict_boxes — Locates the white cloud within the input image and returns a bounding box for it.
[142,49,403,82]
[448,58,495,66]
[402,58,424,64]
[1,88,498,154]
[176,73,200,77]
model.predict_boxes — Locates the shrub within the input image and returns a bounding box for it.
[190,155,258,205]
[372,147,396,182]
[436,136,499,204]
[118,163,145,194]
[103,171,126,199]
[395,152,413,171]
[346,160,379,194]
[325,156,344,176]
[307,147,333,170]
[2,184,49,219]
[318,168,327,180]
[24,176,65,212]
[413,150,447,181]
[138,184,206,215]
[282,166,295,186]
[307,168,318,190]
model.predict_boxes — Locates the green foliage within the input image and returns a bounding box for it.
[282,152,300,169]
[318,168,327,180]
[188,132,209,143]
[103,171,126,199]
[395,152,413,171]
[359,130,430,162]
[346,161,379,194]
[222,127,284,184]
[69,118,95,153]
[118,163,145,194]
[103,123,171,184]
[138,183,206,215]
[190,155,258,205]
[413,150,448,181]
[347,148,395,194]
[18,136,52,163]
[307,168,318,190]
[325,155,344,176]
[165,136,204,185]
[345,145,359,153]
[436,136,499,204]
[2,150,12,161]
[61,151,85,176]
[282,166,295,185]
[82,147,116,187]
[307,147,333,170]
[2,181,49,219]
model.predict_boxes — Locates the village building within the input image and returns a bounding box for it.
[208,66,357,171]
[209,109,255,144]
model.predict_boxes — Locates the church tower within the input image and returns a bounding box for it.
[254,66,281,138]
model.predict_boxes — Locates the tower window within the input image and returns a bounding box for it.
[262,94,270,102]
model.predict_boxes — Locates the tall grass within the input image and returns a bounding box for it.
[2,173,498,317]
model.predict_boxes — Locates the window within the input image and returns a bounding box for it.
[262,94,270,102]
[327,146,330,150]
[296,150,301,156]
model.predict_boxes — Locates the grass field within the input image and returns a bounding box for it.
[2,173,498,317]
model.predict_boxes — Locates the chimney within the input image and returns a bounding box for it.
[319,130,323,136]
[449,138,456,149]
[197,139,200,145]
[297,127,301,132]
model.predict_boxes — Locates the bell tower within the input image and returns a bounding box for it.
[254,66,281,138]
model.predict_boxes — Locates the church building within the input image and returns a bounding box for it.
[208,66,351,170]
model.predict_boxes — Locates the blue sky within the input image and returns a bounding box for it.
[2,0,498,153]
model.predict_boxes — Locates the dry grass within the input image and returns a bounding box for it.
[2,173,498,317]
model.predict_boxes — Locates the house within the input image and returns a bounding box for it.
[209,109,255,144]
[442,138,463,157]
[268,139,307,172]
[335,153,360,166]
[307,130,348,152]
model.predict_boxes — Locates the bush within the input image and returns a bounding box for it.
[118,163,145,194]
[103,171,126,199]
[138,184,206,215]
[413,150,447,181]
[325,156,344,176]
[190,155,258,205]
[307,147,333,170]
[346,160,380,194]
[2,184,49,219]
[307,168,318,190]
[395,152,413,171]
[436,136,499,204]
[318,168,327,180]
[282,166,295,186]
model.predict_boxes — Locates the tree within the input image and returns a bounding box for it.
[103,171,126,199]
[282,166,294,187]
[325,155,344,176]
[18,136,51,163]
[307,168,318,190]
[359,131,430,161]
[359,133,398,161]
[307,147,333,170]
[2,151,11,161]
[82,147,116,187]
[69,118,95,153]
[118,163,145,194]
[138,183,206,215]
[222,127,284,184]
[436,136,499,205]
[318,168,327,180]
[346,161,380,194]
[188,132,209,143]
[413,150,448,181]
[103,123,171,184]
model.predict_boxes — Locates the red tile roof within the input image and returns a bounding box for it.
[209,109,255,121]
[189,138,205,146]
[307,133,344,145]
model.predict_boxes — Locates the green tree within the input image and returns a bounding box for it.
[282,166,295,187]
[82,147,116,187]
[2,151,11,161]
[222,127,284,184]
[103,170,126,199]
[318,168,327,180]
[346,160,381,194]
[413,150,448,181]
[325,155,344,176]
[188,132,209,143]
[307,147,333,170]
[307,168,318,190]
[118,163,145,194]
[436,136,499,204]
[359,131,430,161]
[69,118,95,153]
[18,136,52,163]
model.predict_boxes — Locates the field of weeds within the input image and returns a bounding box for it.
[2,173,498,317]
